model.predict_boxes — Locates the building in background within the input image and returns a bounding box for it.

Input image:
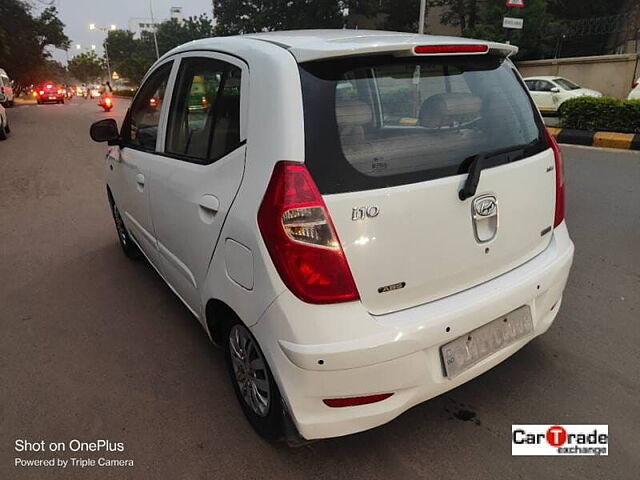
[170,7,184,23]
[128,6,184,39]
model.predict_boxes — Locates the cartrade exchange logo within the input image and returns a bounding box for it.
[512,425,608,456]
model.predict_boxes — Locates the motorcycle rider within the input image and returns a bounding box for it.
[99,81,113,105]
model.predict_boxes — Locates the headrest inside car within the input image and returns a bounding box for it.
[419,93,482,127]
[336,100,373,127]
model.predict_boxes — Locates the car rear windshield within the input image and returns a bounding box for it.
[299,55,546,194]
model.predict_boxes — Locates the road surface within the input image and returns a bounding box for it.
[1,98,638,479]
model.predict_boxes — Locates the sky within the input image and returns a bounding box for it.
[39,0,214,64]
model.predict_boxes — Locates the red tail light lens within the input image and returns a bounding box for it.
[545,129,564,227]
[323,393,394,408]
[39,90,45,95]
[414,44,488,55]
[633,81,638,89]
[258,161,359,304]
[105,97,112,105]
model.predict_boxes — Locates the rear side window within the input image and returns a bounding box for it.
[300,55,545,194]
[165,57,241,164]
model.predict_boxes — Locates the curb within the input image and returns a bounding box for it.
[548,127,640,150]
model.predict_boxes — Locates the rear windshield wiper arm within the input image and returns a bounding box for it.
[458,142,535,201]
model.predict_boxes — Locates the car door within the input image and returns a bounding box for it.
[147,53,248,315]
[530,80,558,113]
[111,60,174,267]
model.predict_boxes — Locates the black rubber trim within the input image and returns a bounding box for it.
[556,128,594,146]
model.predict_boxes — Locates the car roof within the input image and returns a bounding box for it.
[174,29,517,63]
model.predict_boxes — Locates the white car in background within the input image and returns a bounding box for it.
[89,30,574,443]
[628,78,640,100]
[0,91,10,140]
[524,76,602,118]
[0,68,15,107]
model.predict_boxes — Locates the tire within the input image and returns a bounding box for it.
[0,122,7,141]
[224,321,284,441]
[5,121,9,134]
[108,196,143,260]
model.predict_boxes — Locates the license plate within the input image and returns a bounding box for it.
[48,96,56,100]
[441,306,533,379]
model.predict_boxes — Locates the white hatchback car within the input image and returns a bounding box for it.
[523,76,602,118]
[90,30,574,443]
[628,78,640,100]
[0,92,10,140]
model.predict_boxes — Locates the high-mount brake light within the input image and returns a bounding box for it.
[414,44,488,55]
[544,129,565,227]
[258,161,359,304]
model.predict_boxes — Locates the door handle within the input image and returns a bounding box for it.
[199,195,220,213]
[135,173,145,186]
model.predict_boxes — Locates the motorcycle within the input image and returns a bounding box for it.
[99,95,113,112]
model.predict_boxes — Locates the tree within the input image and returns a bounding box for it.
[155,15,215,55]
[382,0,421,32]
[464,0,561,60]
[104,29,154,84]
[68,52,105,84]
[429,0,479,31]
[213,0,344,35]
[0,1,70,93]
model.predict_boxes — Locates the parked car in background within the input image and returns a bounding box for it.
[36,83,65,104]
[524,76,602,118]
[0,91,10,140]
[0,68,15,107]
[90,30,574,443]
[627,78,640,100]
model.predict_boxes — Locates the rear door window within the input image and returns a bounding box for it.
[299,55,545,194]
[165,58,242,163]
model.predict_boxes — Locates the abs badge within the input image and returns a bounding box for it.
[472,195,498,243]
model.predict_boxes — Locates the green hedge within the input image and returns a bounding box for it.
[559,97,640,134]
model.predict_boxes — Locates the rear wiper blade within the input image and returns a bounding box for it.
[458,142,534,201]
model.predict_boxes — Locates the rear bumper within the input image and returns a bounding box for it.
[252,222,574,440]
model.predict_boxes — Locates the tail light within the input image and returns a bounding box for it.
[323,393,394,408]
[258,161,359,304]
[545,129,564,227]
[104,97,112,105]
[633,81,638,89]
[39,90,45,95]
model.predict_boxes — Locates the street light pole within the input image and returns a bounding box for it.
[418,0,426,34]
[149,0,160,60]
[89,23,116,82]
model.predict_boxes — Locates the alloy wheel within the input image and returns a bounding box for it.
[228,325,271,417]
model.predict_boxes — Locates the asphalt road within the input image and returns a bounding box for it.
[1,98,639,479]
